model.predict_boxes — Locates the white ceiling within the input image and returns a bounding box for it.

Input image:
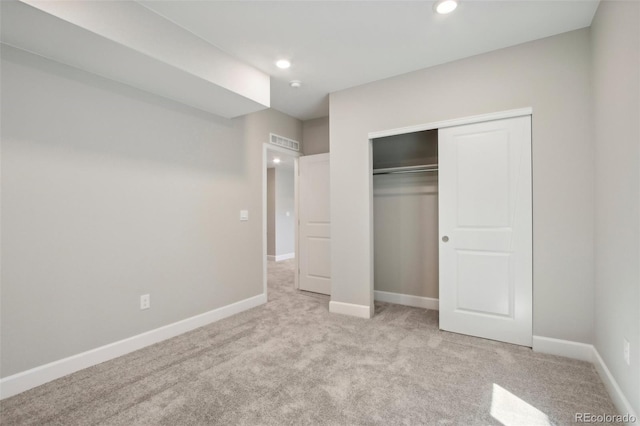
[141,0,599,121]
[1,0,271,118]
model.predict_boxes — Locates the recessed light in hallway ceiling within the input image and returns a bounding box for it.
[434,0,458,15]
[276,59,291,69]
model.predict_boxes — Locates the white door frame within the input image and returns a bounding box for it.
[366,107,533,317]
[262,143,301,298]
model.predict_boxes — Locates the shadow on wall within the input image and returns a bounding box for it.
[1,45,247,176]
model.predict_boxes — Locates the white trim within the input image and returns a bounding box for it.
[294,158,300,290]
[329,301,372,319]
[368,107,533,139]
[276,253,295,261]
[266,253,295,262]
[532,335,593,362]
[262,144,269,298]
[0,293,267,400]
[592,348,639,424]
[374,290,439,311]
[533,336,638,422]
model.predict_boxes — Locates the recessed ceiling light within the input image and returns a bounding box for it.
[289,80,302,88]
[276,59,291,69]
[434,0,458,14]
[273,158,281,164]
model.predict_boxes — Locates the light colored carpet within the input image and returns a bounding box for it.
[1,260,617,425]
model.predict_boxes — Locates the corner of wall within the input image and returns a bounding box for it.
[590,0,640,417]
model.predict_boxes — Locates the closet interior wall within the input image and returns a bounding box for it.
[372,130,439,300]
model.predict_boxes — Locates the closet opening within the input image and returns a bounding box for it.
[368,109,533,346]
[372,129,440,311]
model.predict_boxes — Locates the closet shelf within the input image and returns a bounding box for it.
[372,164,438,175]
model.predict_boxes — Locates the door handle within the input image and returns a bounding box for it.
[442,236,449,242]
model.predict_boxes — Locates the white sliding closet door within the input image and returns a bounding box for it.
[298,153,331,295]
[438,116,532,346]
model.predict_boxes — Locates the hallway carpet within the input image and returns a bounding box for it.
[1,260,618,425]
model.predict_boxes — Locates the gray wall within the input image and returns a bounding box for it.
[275,167,295,257]
[0,45,301,377]
[330,29,594,343]
[266,168,276,256]
[373,173,439,298]
[249,109,303,152]
[591,0,640,414]
[302,116,330,155]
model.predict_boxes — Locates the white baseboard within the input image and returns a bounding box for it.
[266,253,295,262]
[0,293,267,400]
[275,253,295,261]
[533,335,638,423]
[374,290,439,310]
[329,301,372,319]
[532,335,593,361]
[592,347,638,424]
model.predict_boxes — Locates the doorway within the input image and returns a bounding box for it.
[262,144,300,297]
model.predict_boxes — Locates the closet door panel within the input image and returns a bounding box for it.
[455,132,511,228]
[439,115,532,347]
[456,251,512,316]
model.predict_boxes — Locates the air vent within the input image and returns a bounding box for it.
[269,133,300,152]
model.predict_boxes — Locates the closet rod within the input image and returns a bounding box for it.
[372,164,438,175]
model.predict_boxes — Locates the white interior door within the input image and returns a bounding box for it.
[439,116,532,346]
[299,153,331,295]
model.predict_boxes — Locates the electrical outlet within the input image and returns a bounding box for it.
[140,294,150,310]
[623,338,630,366]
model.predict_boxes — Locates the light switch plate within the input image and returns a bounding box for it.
[240,210,249,221]
[624,338,630,365]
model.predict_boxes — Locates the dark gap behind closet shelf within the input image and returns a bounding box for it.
[372,129,438,170]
